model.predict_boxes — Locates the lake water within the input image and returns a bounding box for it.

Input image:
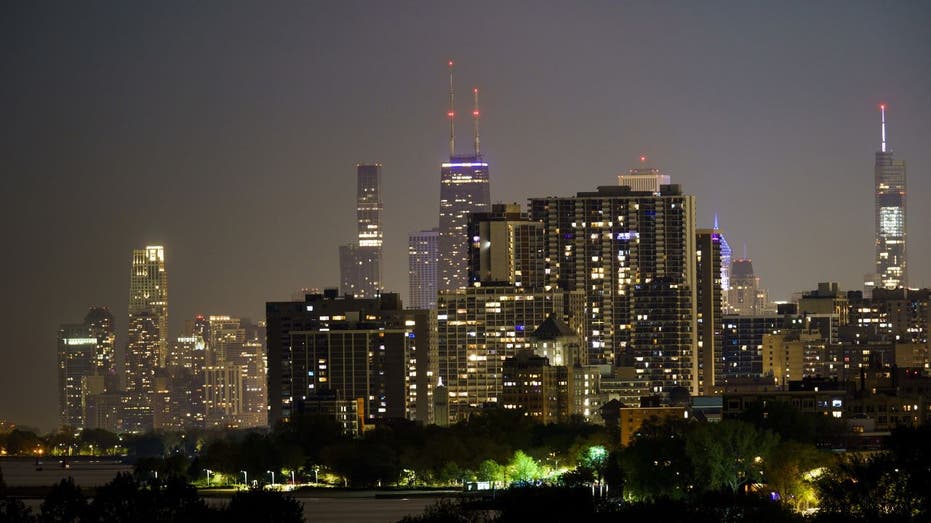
[2,458,446,522]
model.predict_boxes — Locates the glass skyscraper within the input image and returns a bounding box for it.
[438,156,490,293]
[873,105,907,291]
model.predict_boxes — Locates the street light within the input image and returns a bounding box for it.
[241,470,248,488]
[267,470,275,486]
[205,469,213,485]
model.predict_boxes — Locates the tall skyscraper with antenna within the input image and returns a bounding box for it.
[438,61,491,293]
[870,104,907,291]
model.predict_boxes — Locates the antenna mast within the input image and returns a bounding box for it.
[447,60,455,157]
[880,104,887,153]
[472,88,480,156]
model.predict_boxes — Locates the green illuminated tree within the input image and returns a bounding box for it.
[685,419,778,495]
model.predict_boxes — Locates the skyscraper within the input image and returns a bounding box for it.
[409,228,439,310]
[129,246,168,366]
[57,323,98,429]
[437,62,491,293]
[123,310,159,432]
[871,104,907,291]
[339,164,383,298]
[696,229,723,393]
[529,179,698,396]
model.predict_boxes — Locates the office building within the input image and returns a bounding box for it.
[57,324,98,429]
[340,163,384,298]
[409,228,439,310]
[129,246,168,366]
[438,63,491,293]
[727,258,770,315]
[870,104,907,291]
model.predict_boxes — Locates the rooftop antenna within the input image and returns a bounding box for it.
[880,103,887,153]
[472,87,481,156]
[714,213,719,230]
[447,60,456,157]
[743,243,748,260]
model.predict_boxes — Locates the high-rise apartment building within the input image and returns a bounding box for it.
[129,246,168,366]
[437,286,583,421]
[123,311,160,432]
[408,228,439,310]
[438,63,491,293]
[871,105,907,291]
[529,181,699,395]
[83,307,117,391]
[696,229,724,393]
[340,164,384,298]
[266,291,437,427]
[467,203,545,289]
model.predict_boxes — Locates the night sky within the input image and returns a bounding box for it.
[2,1,930,431]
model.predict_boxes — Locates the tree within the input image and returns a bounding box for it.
[506,450,542,484]
[40,478,87,523]
[817,453,924,521]
[620,426,692,501]
[764,441,831,512]
[685,420,778,495]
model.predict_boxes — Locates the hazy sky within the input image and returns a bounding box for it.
[2,1,929,431]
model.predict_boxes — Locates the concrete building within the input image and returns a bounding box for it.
[408,228,439,310]
[529,182,698,391]
[266,291,436,427]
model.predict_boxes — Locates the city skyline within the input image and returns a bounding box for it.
[3,2,930,430]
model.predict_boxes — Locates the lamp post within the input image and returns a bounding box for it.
[267,470,275,486]
[205,469,213,485]
[241,470,248,488]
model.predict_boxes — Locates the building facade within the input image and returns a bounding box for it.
[871,105,907,291]
[409,228,439,310]
[529,183,699,395]
[340,163,384,298]
[438,156,491,293]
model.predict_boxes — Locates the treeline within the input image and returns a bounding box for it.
[139,411,611,488]
[0,471,304,523]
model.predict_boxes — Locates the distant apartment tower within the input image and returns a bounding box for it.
[409,228,439,310]
[129,246,168,366]
[696,229,724,393]
[438,62,491,293]
[529,180,699,395]
[870,105,907,291]
[340,164,383,298]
